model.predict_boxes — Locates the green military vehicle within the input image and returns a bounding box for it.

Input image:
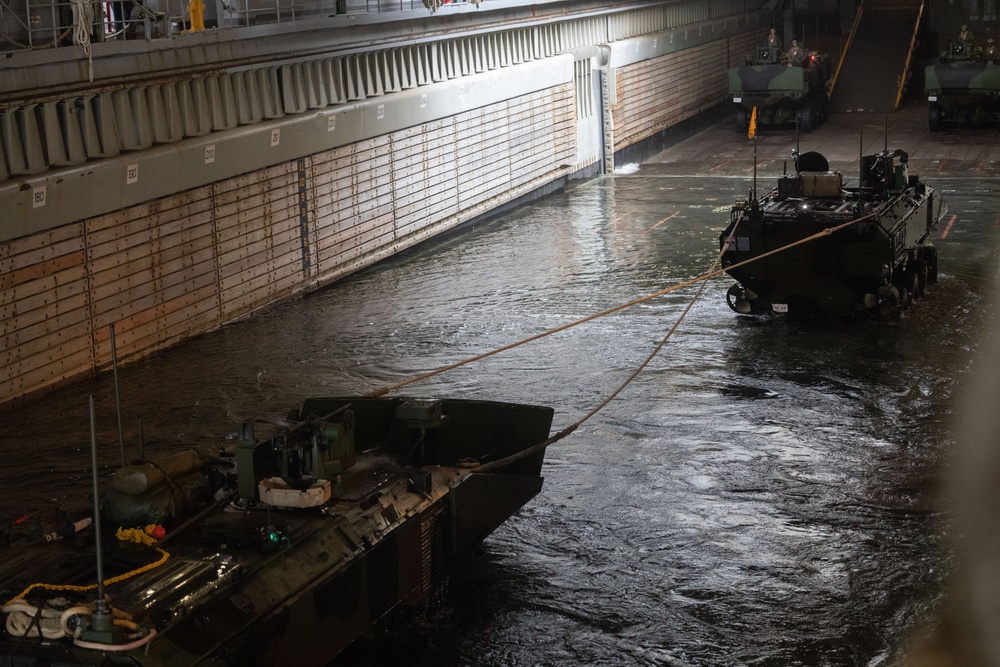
[720,148,946,320]
[729,46,831,133]
[925,42,1000,131]
[0,396,555,666]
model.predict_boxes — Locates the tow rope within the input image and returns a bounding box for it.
[363,204,878,468]
[367,207,875,402]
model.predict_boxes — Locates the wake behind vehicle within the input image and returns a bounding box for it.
[0,396,554,666]
[729,45,831,133]
[720,148,947,319]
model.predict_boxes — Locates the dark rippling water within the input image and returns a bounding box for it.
[1,167,994,666]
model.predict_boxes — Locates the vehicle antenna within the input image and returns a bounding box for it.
[749,105,758,201]
[795,110,800,167]
[857,117,863,215]
[884,115,890,189]
[88,394,114,637]
[110,323,125,467]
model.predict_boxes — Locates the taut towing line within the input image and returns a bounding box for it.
[719,134,948,320]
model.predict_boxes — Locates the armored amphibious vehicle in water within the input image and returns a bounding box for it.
[0,396,554,666]
[720,148,947,319]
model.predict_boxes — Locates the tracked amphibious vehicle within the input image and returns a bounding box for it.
[925,42,1000,131]
[0,396,554,666]
[729,46,831,133]
[720,148,947,319]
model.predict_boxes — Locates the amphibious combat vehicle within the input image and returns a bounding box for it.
[0,396,554,666]
[925,42,1000,131]
[729,46,831,133]
[720,148,946,319]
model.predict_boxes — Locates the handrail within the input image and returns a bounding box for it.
[895,0,925,109]
[828,0,863,97]
[0,0,482,53]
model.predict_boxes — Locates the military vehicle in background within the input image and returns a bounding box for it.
[729,45,832,133]
[720,147,946,319]
[925,42,1000,131]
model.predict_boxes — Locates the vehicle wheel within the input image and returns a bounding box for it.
[929,103,943,132]
[872,284,901,321]
[924,245,939,284]
[816,91,829,125]
[910,261,926,298]
[736,107,749,134]
[899,286,912,311]
[726,283,753,314]
[798,105,814,133]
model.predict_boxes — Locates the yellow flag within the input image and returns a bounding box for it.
[748,106,757,139]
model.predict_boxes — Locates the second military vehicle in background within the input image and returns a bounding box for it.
[925,41,1000,131]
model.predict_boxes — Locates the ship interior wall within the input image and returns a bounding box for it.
[1,5,768,406]
[609,29,761,166]
[1,83,576,403]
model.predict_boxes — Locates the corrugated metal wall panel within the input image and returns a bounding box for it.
[0,223,92,401]
[454,103,513,209]
[0,76,598,405]
[214,163,303,318]
[506,86,576,189]
[84,187,221,366]
[311,135,395,270]
[611,32,759,150]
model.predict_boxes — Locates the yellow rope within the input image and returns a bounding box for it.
[367,209,876,400]
[116,525,160,547]
[6,526,169,605]
[368,206,883,473]
[475,209,754,473]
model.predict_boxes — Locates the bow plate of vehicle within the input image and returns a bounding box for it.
[0,396,554,667]
[720,148,947,319]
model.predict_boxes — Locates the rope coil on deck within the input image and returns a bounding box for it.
[2,525,165,649]
[4,525,169,605]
